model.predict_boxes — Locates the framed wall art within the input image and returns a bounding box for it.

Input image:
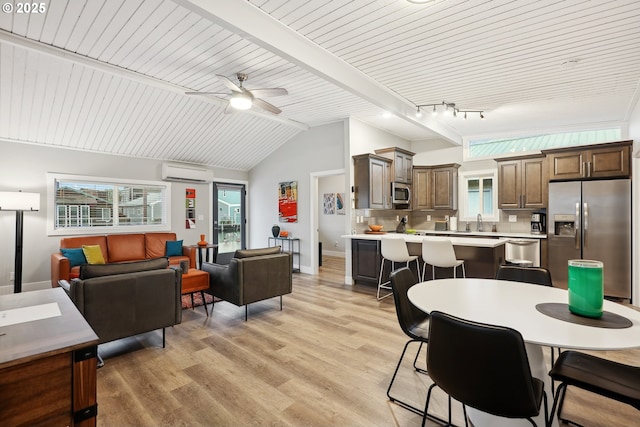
[278,181,298,223]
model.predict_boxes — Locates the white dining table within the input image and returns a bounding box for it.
[407,278,640,427]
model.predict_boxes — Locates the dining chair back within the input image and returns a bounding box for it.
[421,238,465,280]
[495,264,559,383]
[377,236,419,300]
[423,311,547,426]
[386,267,431,415]
[549,350,640,425]
[495,265,553,287]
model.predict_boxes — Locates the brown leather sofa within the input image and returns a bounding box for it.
[51,232,209,296]
[201,247,293,320]
[58,258,182,364]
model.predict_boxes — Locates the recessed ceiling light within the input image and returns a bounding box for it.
[382,111,393,118]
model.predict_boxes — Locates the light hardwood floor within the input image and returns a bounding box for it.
[97,257,639,427]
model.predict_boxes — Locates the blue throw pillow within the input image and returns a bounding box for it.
[165,240,183,257]
[60,247,87,268]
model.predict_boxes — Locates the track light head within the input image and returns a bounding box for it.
[416,106,422,118]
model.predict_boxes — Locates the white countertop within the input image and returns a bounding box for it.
[343,233,509,248]
[414,229,546,239]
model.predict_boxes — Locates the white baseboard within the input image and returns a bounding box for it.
[321,250,345,258]
[0,281,51,296]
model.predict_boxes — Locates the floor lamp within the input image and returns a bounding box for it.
[0,191,40,293]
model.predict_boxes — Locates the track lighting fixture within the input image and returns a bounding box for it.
[415,100,485,120]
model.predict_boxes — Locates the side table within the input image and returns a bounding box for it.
[268,236,300,272]
[190,244,219,269]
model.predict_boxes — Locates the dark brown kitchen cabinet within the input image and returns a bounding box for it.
[497,155,547,209]
[375,147,415,183]
[412,164,459,210]
[412,166,432,210]
[544,140,631,181]
[351,239,383,284]
[433,165,459,210]
[353,153,392,209]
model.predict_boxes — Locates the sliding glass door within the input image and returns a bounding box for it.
[213,182,246,264]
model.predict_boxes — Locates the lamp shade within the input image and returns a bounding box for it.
[229,92,252,110]
[0,191,40,211]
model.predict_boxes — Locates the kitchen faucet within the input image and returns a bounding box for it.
[477,213,483,232]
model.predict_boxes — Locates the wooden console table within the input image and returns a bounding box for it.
[0,288,99,426]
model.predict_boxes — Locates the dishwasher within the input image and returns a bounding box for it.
[505,239,541,267]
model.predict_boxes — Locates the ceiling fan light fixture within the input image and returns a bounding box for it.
[229,92,252,110]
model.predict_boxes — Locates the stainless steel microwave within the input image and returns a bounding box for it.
[391,182,411,206]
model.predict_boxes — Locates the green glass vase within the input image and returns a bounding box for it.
[568,259,604,318]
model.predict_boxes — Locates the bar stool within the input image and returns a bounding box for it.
[421,238,465,280]
[377,236,420,300]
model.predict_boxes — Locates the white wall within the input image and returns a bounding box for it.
[0,141,247,293]
[248,121,345,273]
[318,174,346,256]
[349,117,412,155]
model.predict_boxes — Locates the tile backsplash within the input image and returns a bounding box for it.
[353,209,537,234]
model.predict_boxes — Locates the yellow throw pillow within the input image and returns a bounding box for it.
[82,245,106,265]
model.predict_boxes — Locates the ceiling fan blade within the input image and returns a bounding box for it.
[184,91,228,95]
[216,74,242,92]
[253,98,282,115]
[248,88,288,98]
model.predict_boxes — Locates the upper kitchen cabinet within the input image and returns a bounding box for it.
[544,141,632,181]
[412,164,459,210]
[353,153,392,209]
[497,155,548,209]
[433,164,459,210]
[375,147,415,183]
[413,166,432,210]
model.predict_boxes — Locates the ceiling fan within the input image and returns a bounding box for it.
[185,73,288,115]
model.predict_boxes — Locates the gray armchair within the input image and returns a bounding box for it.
[201,247,292,320]
[59,258,182,351]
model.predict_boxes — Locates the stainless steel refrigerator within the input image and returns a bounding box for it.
[548,179,631,299]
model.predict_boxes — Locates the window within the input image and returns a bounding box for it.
[47,173,171,235]
[459,169,498,221]
[464,127,622,160]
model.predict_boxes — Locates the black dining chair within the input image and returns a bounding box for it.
[387,267,430,415]
[549,350,640,425]
[495,264,553,287]
[423,310,548,427]
[495,264,560,385]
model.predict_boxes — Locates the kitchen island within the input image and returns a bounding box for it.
[345,234,508,284]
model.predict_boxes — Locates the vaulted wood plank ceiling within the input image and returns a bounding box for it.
[1,0,638,170]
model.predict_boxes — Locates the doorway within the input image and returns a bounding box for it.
[213,182,246,264]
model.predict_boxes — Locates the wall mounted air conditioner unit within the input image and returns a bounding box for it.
[161,163,214,183]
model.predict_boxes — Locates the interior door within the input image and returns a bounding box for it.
[213,182,246,264]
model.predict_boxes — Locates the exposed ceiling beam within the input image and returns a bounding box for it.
[0,29,309,131]
[174,0,462,145]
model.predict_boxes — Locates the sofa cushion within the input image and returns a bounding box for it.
[80,257,169,280]
[83,245,106,265]
[61,236,108,260]
[165,240,183,257]
[60,248,87,268]
[233,247,281,259]
[107,234,146,263]
[145,232,178,259]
